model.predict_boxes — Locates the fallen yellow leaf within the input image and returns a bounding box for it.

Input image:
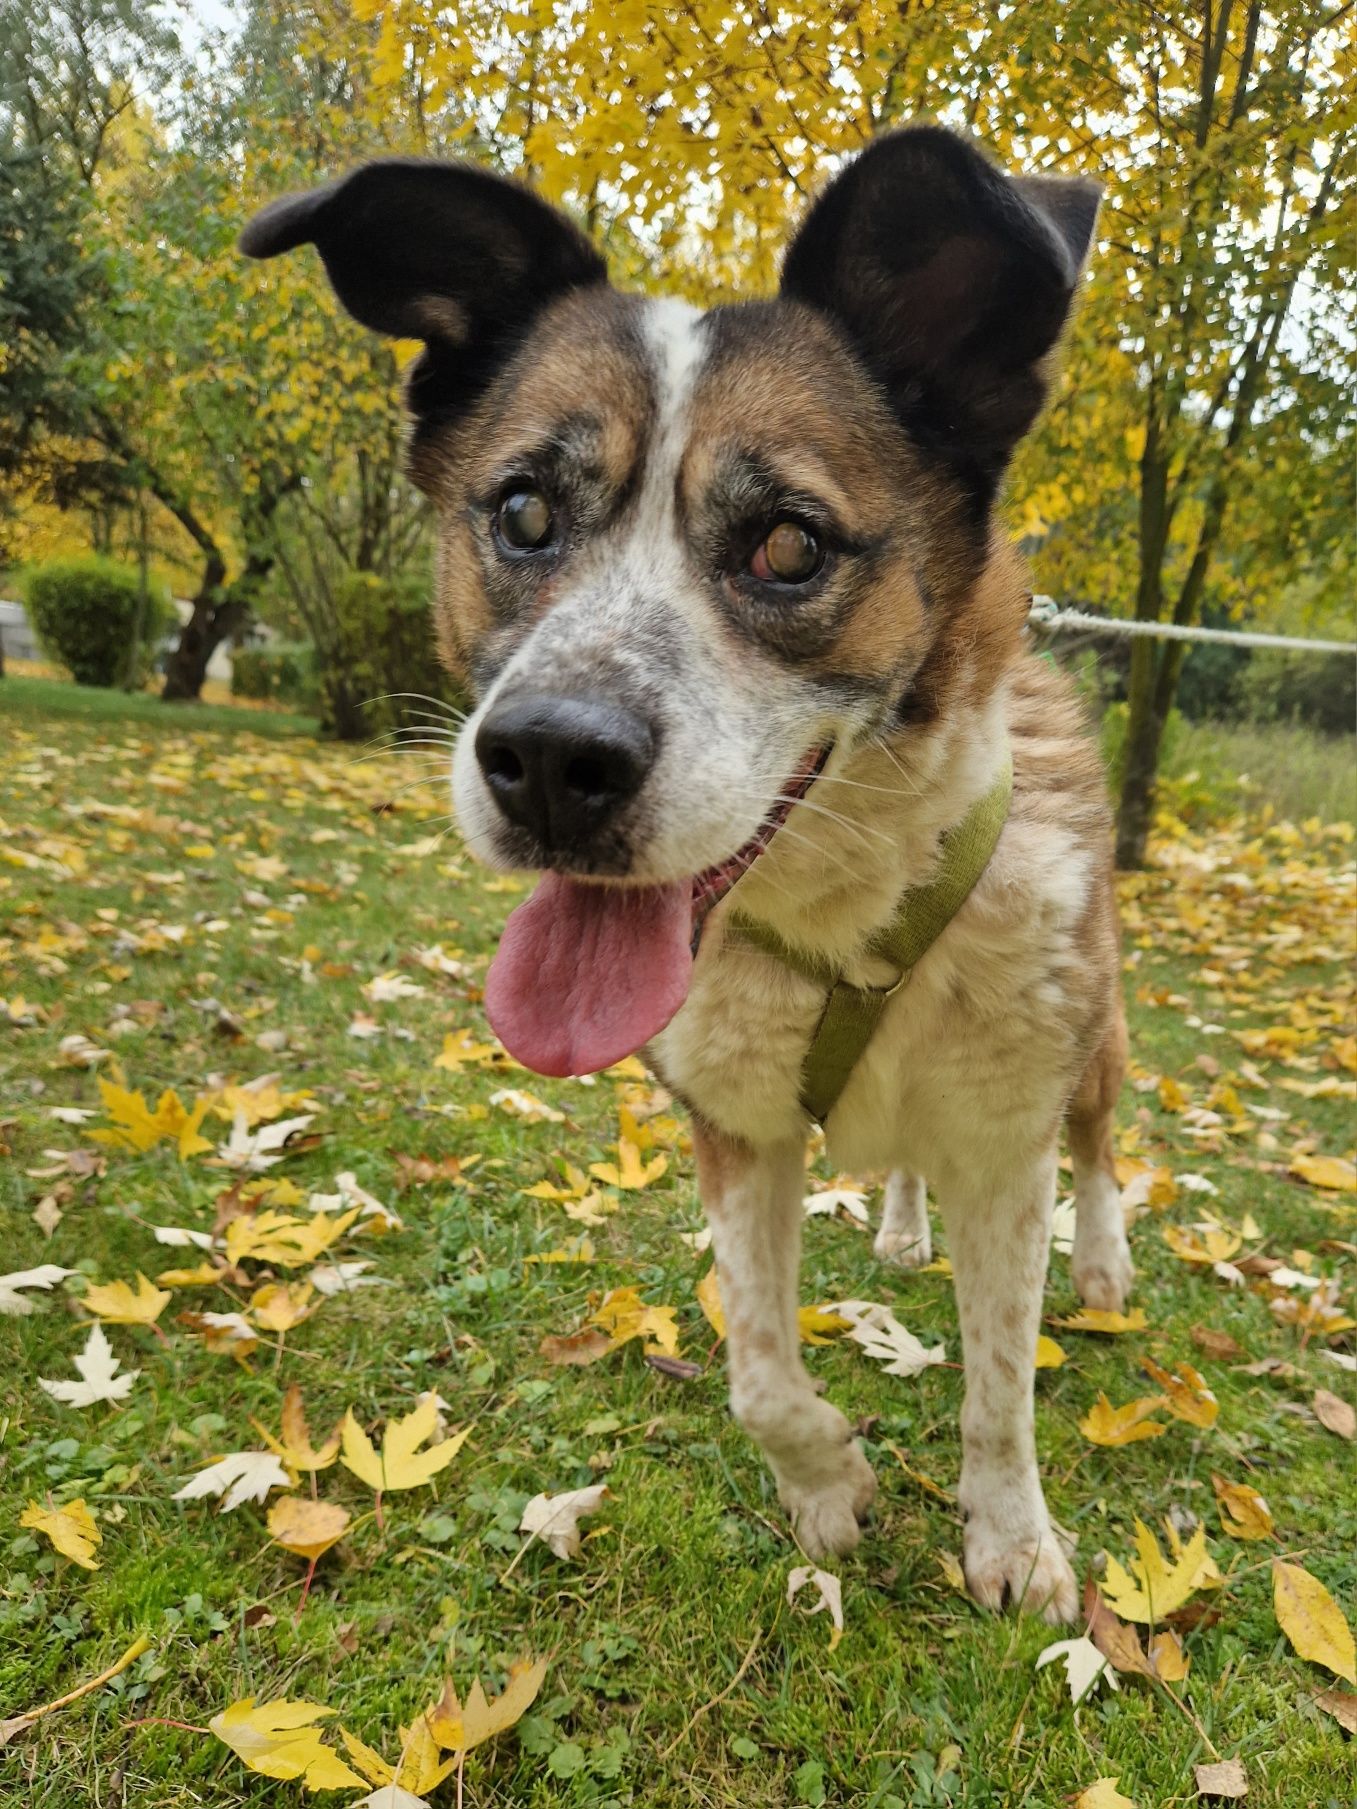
[1211,1473,1275,1541]
[83,1273,170,1326]
[1103,1520,1213,1624]
[697,1266,848,1347]
[1055,1307,1149,1334]
[208,1697,366,1789]
[1035,1334,1067,1369]
[1079,1393,1168,1447]
[20,1498,101,1569]
[1163,1223,1242,1265]
[425,1656,549,1756]
[1289,1154,1357,1193]
[1272,1560,1357,1684]
[340,1397,470,1494]
[1075,1780,1137,1809]
[250,1281,317,1333]
[589,1136,668,1191]
[1141,1358,1219,1428]
[590,1284,680,1356]
[267,1497,350,1561]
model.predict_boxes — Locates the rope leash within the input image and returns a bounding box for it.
[1027,596,1356,657]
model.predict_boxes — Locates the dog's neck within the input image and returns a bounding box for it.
[718,535,1028,968]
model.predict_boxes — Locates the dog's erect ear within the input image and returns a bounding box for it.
[781,126,1100,506]
[239,159,608,426]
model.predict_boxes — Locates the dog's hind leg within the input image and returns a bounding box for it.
[936,1142,1077,1624]
[1068,1009,1134,1312]
[693,1117,877,1560]
[874,1170,932,1268]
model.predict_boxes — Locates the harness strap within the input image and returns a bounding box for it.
[728,754,1013,1124]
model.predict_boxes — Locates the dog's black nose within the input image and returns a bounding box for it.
[474,694,654,850]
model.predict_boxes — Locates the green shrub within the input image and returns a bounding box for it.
[231,642,317,707]
[311,571,465,741]
[1237,648,1356,738]
[21,555,173,687]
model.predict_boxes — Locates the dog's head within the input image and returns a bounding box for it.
[242,128,1097,1076]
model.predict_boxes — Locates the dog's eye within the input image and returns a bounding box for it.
[750,522,822,585]
[496,489,554,551]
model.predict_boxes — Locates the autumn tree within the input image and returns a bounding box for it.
[351,0,1354,861]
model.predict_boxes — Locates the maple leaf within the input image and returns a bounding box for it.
[1141,1358,1219,1427]
[267,1497,351,1561]
[589,1136,667,1190]
[1272,1560,1356,1684]
[252,1385,343,1473]
[217,1110,316,1171]
[590,1284,680,1356]
[424,1657,548,1756]
[174,1450,292,1513]
[83,1273,170,1326]
[1035,1634,1118,1706]
[0,1264,75,1316]
[39,1322,140,1408]
[209,1697,366,1789]
[1163,1223,1243,1265]
[523,1163,592,1203]
[488,1087,563,1123]
[787,1565,845,1651]
[340,1397,470,1494]
[1211,1473,1274,1541]
[90,1079,212,1157]
[1103,1520,1213,1624]
[226,1206,360,1267]
[831,1299,945,1376]
[250,1281,317,1333]
[433,1028,497,1072]
[803,1183,870,1223]
[1055,1306,1149,1334]
[363,969,424,1002]
[1079,1392,1168,1446]
[340,1723,453,1797]
[20,1498,101,1569]
[1035,1335,1067,1369]
[519,1483,609,1559]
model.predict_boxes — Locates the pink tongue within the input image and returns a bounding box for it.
[485,874,694,1077]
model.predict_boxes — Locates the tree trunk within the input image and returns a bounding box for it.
[161,550,228,700]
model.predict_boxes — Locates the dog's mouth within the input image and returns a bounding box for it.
[483,744,831,1078]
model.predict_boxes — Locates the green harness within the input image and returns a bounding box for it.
[726,754,1014,1126]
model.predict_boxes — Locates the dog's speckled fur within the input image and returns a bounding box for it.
[242,124,1128,1624]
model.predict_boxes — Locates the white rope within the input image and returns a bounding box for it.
[1027,595,1356,657]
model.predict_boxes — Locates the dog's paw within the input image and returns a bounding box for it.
[1072,1232,1135,1313]
[778,1442,878,1560]
[963,1519,1078,1624]
[873,1223,933,1269]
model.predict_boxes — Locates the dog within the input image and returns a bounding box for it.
[242,123,1132,1624]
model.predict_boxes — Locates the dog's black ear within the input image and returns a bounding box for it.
[781,126,1100,507]
[239,159,608,426]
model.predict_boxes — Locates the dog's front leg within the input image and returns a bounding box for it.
[937,1144,1078,1624]
[693,1119,877,1558]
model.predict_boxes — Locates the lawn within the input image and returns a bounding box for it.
[1,687,1354,1809]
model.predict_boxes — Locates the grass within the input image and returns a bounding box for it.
[0,672,318,740]
[1,687,1354,1808]
[1163,718,1357,828]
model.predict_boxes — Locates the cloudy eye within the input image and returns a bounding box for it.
[496,489,554,551]
[749,521,823,585]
